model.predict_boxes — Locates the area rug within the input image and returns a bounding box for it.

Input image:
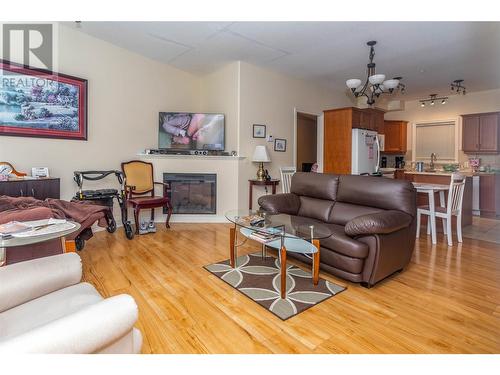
[204,252,346,320]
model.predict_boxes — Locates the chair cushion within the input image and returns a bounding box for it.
[418,205,447,213]
[0,282,102,341]
[320,224,369,259]
[127,196,168,206]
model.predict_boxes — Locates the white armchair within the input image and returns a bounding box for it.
[0,253,142,353]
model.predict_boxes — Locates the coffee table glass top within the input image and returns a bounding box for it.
[225,209,332,240]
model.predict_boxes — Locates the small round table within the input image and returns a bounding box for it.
[0,220,81,267]
[225,209,332,299]
[248,179,280,209]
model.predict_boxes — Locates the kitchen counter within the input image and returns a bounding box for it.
[404,170,474,177]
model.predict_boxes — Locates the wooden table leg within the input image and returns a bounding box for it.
[428,191,437,244]
[0,247,5,267]
[312,239,320,286]
[229,226,236,268]
[280,246,287,299]
[249,181,253,210]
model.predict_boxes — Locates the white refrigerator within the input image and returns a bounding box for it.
[351,128,381,175]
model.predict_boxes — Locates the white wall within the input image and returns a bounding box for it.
[0,24,200,208]
[385,88,500,167]
[238,62,351,208]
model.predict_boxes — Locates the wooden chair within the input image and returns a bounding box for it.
[417,173,466,246]
[279,167,296,194]
[121,160,172,234]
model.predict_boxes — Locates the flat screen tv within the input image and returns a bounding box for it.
[158,112,225,151]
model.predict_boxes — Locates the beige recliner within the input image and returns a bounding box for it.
[0,253,142,353]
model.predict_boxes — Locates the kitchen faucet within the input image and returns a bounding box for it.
[430,153,437,170]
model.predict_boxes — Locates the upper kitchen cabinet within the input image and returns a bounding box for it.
[351,108,385,132]
[462,112,500,154]
[383,120,408,154]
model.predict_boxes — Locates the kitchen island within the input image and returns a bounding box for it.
[401,171,473,229]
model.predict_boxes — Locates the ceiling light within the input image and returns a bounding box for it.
[451,79,466,95]
[346,41,405,106]
[419,94,448,108]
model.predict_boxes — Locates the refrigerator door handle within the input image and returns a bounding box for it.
[375,135,381,173]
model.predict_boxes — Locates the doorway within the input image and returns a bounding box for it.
[295,112,319,172]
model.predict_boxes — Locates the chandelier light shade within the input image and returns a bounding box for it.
[346,79,362,89]
[346,41,405,105]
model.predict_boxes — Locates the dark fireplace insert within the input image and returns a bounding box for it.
[163,173,216,214]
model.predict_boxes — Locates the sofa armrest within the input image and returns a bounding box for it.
[0,294,139,354]
[345,210,413,237]
[0,253,82,313]
[257,193,300,215]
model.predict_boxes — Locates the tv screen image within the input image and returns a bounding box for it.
[159,112,225,150]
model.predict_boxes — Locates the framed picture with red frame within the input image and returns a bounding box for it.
[0,59,87,140]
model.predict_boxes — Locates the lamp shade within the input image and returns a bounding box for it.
[252,145,271,162]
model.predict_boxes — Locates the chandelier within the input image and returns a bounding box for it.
[346,41,405,105]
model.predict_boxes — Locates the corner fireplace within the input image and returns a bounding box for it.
[163,173,216,214]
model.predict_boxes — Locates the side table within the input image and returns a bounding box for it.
[248,179,280,209]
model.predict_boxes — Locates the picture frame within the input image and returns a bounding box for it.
[0,59,88,140]
[253,124,266,138]
[274,138,287,152]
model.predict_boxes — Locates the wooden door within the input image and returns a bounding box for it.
[360,110,372,130]
[372,110,385,133]
[383,121,407,153]
[351,108,361,128]
[479,175,495,217]
[462,115,480,152]
[0,180,27,197]
[479,113,499,152]
[29,179,60,200]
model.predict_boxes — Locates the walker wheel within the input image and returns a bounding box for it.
[124,222,134,240]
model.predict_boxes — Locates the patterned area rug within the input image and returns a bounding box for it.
[204,252,346,320]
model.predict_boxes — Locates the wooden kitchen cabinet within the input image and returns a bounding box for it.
[462,112,500,154]
[383,120,407,154]
[479,174,500,218]
[0,178,60,200]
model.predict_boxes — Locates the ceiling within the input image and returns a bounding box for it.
[67,21,500,100]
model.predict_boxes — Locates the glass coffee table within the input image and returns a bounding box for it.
[0,219,81,267]
[225,209,332,299]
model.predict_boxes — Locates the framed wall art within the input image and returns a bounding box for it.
[252,124,266,138]
[274,138,287,152]
[0,59,88,140]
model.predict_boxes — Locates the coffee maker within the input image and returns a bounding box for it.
[395,156,405,169]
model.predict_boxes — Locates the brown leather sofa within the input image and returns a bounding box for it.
[258,172,417,287]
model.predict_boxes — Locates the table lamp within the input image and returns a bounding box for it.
[252,145,271,181]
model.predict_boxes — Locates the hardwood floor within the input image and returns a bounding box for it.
[80,223,500,354]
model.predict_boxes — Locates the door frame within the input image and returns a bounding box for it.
[293,108,321,172]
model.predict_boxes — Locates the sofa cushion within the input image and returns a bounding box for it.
[320,224,369,259]
[297,196,334,222]
[337,175,416,217]
[0,282,102,341]
[291,172,339,201]
[328,202,383,226]
[319,248,365,274]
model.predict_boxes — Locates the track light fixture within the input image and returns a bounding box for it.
[451,79,466,95]
[419,94,448,107]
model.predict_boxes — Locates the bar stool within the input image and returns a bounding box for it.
[416,173,466,246]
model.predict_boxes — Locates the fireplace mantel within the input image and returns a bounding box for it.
[136,153,246,160]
